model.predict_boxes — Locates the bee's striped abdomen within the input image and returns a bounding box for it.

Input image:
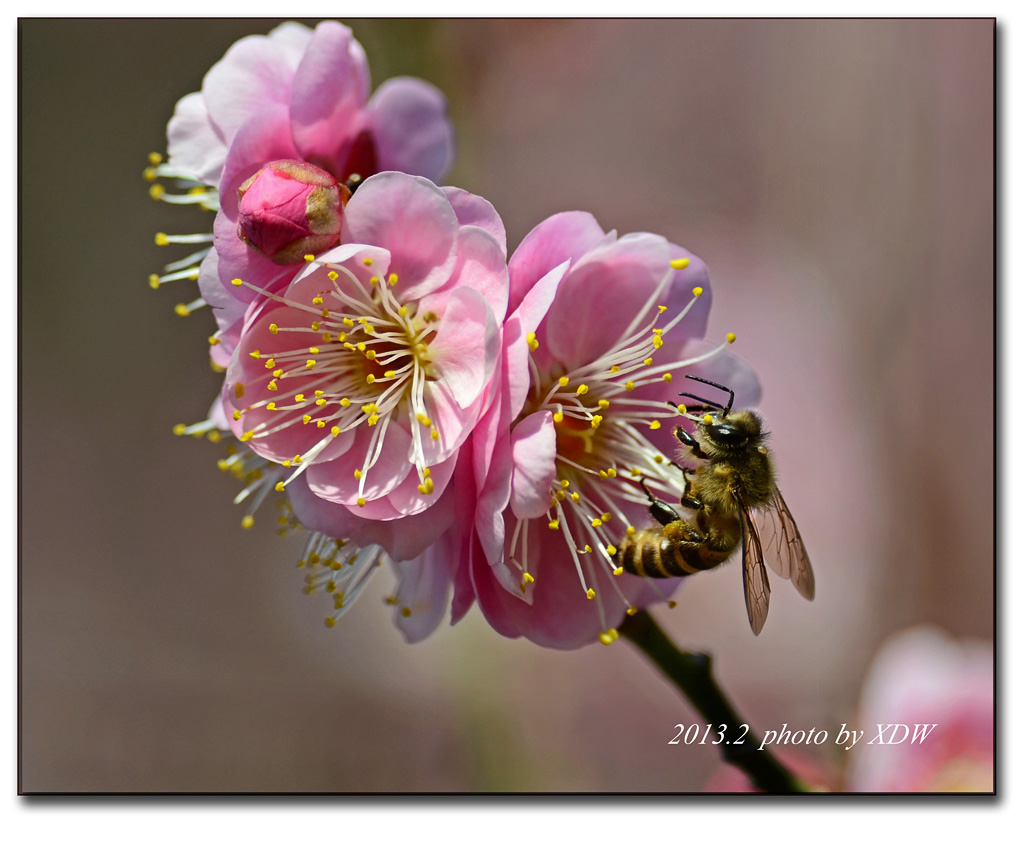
[619,528,706,578]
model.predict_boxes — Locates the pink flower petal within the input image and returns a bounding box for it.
[339,172,458,296]
[417,225,509,328]
[507,211,606,315]
[427,287,500,409]
[369,77,455,183]
[166,92,227,185]
[289,22,369,175]
[390,539,455,643]
[441,187,507,256]
[219,105,301,200]
[304,419,413,505]
[509,411,556,520]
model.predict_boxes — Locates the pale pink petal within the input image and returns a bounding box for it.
[289,22,368,174]
[304,419,413,505]
[417,226,509,328]
[543,232,672,367]
[471,388,513,566]
[441,187,507,256]
[166,92,227,184]
[506,211,606,315]
[339,172,458,295]
[369,77,455,183]
[509,411,556,520]
[218,106,301,199]
[428,287,500,410]
[390,539,455,643]
[202,32,301,143]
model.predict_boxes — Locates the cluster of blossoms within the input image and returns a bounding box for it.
[149,21,759,649]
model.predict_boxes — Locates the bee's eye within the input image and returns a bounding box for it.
[707,424,746,446]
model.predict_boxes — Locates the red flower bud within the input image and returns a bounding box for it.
[236,160,349,264]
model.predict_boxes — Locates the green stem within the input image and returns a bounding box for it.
[619,609,807,793]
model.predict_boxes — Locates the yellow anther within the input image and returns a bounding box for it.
[609,365,620,373]
[583,545,593,554]
[576,384,589,396]
[240,430,254,442]
[327,271,339,281]
[232,411,242,422]
[148,151,163,165]
[361,403,377,414]
[354,469,363,480]
[267,402,277,411]
[650,420,662,430]
[275,482,285,492]
[154,232,169,246]
[703,414,713,425]
[303,254,315,262]
[249,350,261,360]
[570,492,581,504]
[322,333,333,342]
[365,374,375,384]
[331,426,340,436]
[231,278,243,287]
[417,412,432,427]
[343,318,355,327]
[586,588,596,600]
[670,257,691,270]
[558,376,569,387]
[548,519,560,530]
[553,411,564,424]
[368,414,379,426]
[322,309,330,318]
[591,518,603,528]
[668,600,677,609]
[324,617,337,628]
[308,346,320,355]
[340,398,352,407]
[174,303,191,317]
[314,390,324,398]
[523,573,535,584]
[148,274,161,290]
[606,544,618,556]
[599,631,614,646]
[654,454,664,463]
[608,628,619,641]
[658,305,668,313]
[312,296,324,306]
[613,567,624,576]
[644,357,653,366]
[268,323,278,335]
[626,525,636,535]
[601,513,611,523]
[384,370,396,379]
[149,183,165,200]
[241,514,255,529]
[692,286,703,297]
[430,427,440,440]
[590,415,603,429]
[369,276,380,287]
[207,432,221,444]
[295,394,305,402]
[526,332,539,351]
[316,398,327,407]
[626,606,638,616]
[560,480,570,489]
[293,455,302,464]
[663,373,673,383]
[208,335,221,346]
[264,358,276,369]
[357,498,367,507]
[726,332,737,344]
[598,399,610,409]
[316,419,326,428]
[273,369,284,378]
[388,273,398,286]
[302,415,312,425]
[363,257,374,266]
[653,335,664,350]
[398,306,409,317]
[625,381,635,392]
[231,381,244,399]
[172,423,187,436]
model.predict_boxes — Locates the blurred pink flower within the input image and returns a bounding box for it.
[165,20,454,190]
[848,626,993,792]
[463,212,760,649]
[222,172,507,523]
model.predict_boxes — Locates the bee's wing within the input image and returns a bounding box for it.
[755,487,815,601]
[737,492,771,635]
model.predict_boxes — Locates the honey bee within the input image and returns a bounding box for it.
[619,375,814,634]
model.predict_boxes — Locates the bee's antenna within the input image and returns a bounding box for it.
[683,375,734,415]
[677,392,723,411]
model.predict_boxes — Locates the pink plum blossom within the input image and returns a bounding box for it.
[165,20,454,191]
[847,626,993,792]
[463,212,761,649]
[222,171,507,528]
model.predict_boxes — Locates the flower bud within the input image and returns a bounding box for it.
[236,160,349,265]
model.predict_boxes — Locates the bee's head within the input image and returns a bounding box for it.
[696,409,764,453]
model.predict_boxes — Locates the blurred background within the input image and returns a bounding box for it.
[19,18,993,792]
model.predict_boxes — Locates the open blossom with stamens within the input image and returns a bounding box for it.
[147,19,455,320]
[465,212,760,649]
[223,171,507,524]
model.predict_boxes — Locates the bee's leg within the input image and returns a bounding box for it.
[680,473,702,511]
[638,478,682,526]
[674,426,709,460]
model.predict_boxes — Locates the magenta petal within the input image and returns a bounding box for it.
[289,22,367,174]
[507,211,606,316]
[340,172,458,295]
[441,187,507,256]
[369,77,455,183]
[509,412,556,520]
[166,92,227,185]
